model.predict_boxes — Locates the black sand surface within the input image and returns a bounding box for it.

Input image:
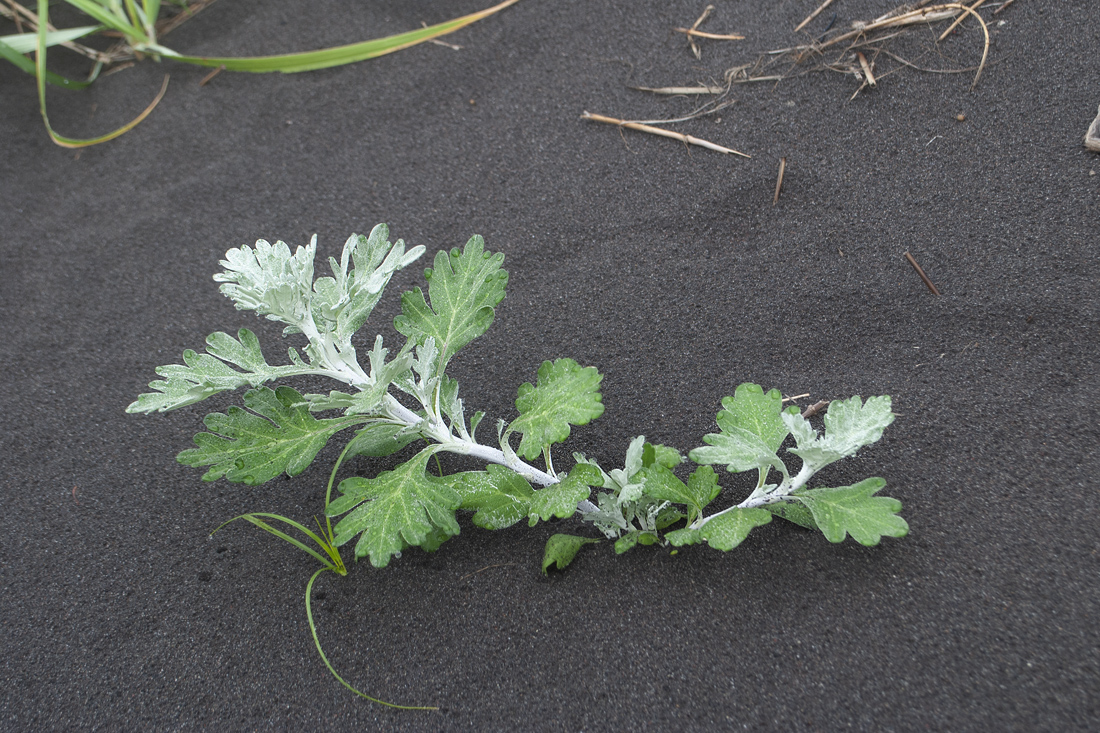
[3,1,1098,729]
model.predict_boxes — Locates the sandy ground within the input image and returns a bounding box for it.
[2,0,1098,729]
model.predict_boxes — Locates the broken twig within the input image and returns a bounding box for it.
[631,85,726,95]
[773,157,787,204]
[582,112,750,158]
[800,400,831,419]
[904,251,941,295]
[199,65,225,86]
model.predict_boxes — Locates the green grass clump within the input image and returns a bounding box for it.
[1,0,520,147]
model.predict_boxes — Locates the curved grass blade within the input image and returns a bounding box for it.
[213,513,346,574]
[161,0,521,73]
[306,569,438,710]
[36,0,169,148]
[0,38,96,88]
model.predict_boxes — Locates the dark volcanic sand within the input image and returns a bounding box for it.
[2,1,1098,730]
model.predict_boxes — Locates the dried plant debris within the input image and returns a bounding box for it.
[1087,104,1100,153]
[647,1,1004,107]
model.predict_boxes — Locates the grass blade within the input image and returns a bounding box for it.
[0,38,95,88]
[306,569,438,709]
[161,0,521,73]
[1,26,102,54]
[213,513,345,573]
[37,0,168,147]
[64,0,150,41]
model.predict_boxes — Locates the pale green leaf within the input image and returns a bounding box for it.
[510,359,605,460]
[542,534,600,574]
[344,421,418,458]
[783,395,895,473]
[527,463,603,525]
[393,235,508,374]
[178,386,363,484]
[793,478,908,545]
[453,465,534,530]
[717,383,789,452]
[689,383,790,477]
[666,507,772,551]
[1,26,101,54]
[688,425,785,476]
[214,238,317,331]
[328,448,461,568]
[127,329,303,413]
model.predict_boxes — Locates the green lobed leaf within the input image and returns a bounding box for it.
[344,421,418,458]
[328,448,461,568]
[666,507,772,551]
[689,383,790,478]
[542,534,600,574]
[719,384,790,452]
[510,359,605,461]
[614,530,660,554]
[793,478,908,546]
[527,463,604,526]
[766,500,819,530]
[178,386,363,484]
[453,465,534,530]
[641,465,720,524]
[642,442,684,469]
[782,395,895,473]
[393,235,508,375]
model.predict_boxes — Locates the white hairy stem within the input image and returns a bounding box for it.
[381,395,559,487]
[690,462,816,530]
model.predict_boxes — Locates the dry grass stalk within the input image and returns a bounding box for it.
[992,0,1017,15]
[687,4,715,59]
[674,28,746,41]
[582,111,750,158]
[794,0,839,33]
[631,85,727,95]
[938,0,989,40]
[648,0,998,106]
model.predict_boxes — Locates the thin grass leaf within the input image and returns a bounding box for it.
[64,0,150,41]
[214,513,344,572]
[160,0,521,73]
[0,38,95,88]
[306,569,438,709]
[1,26,102,54]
